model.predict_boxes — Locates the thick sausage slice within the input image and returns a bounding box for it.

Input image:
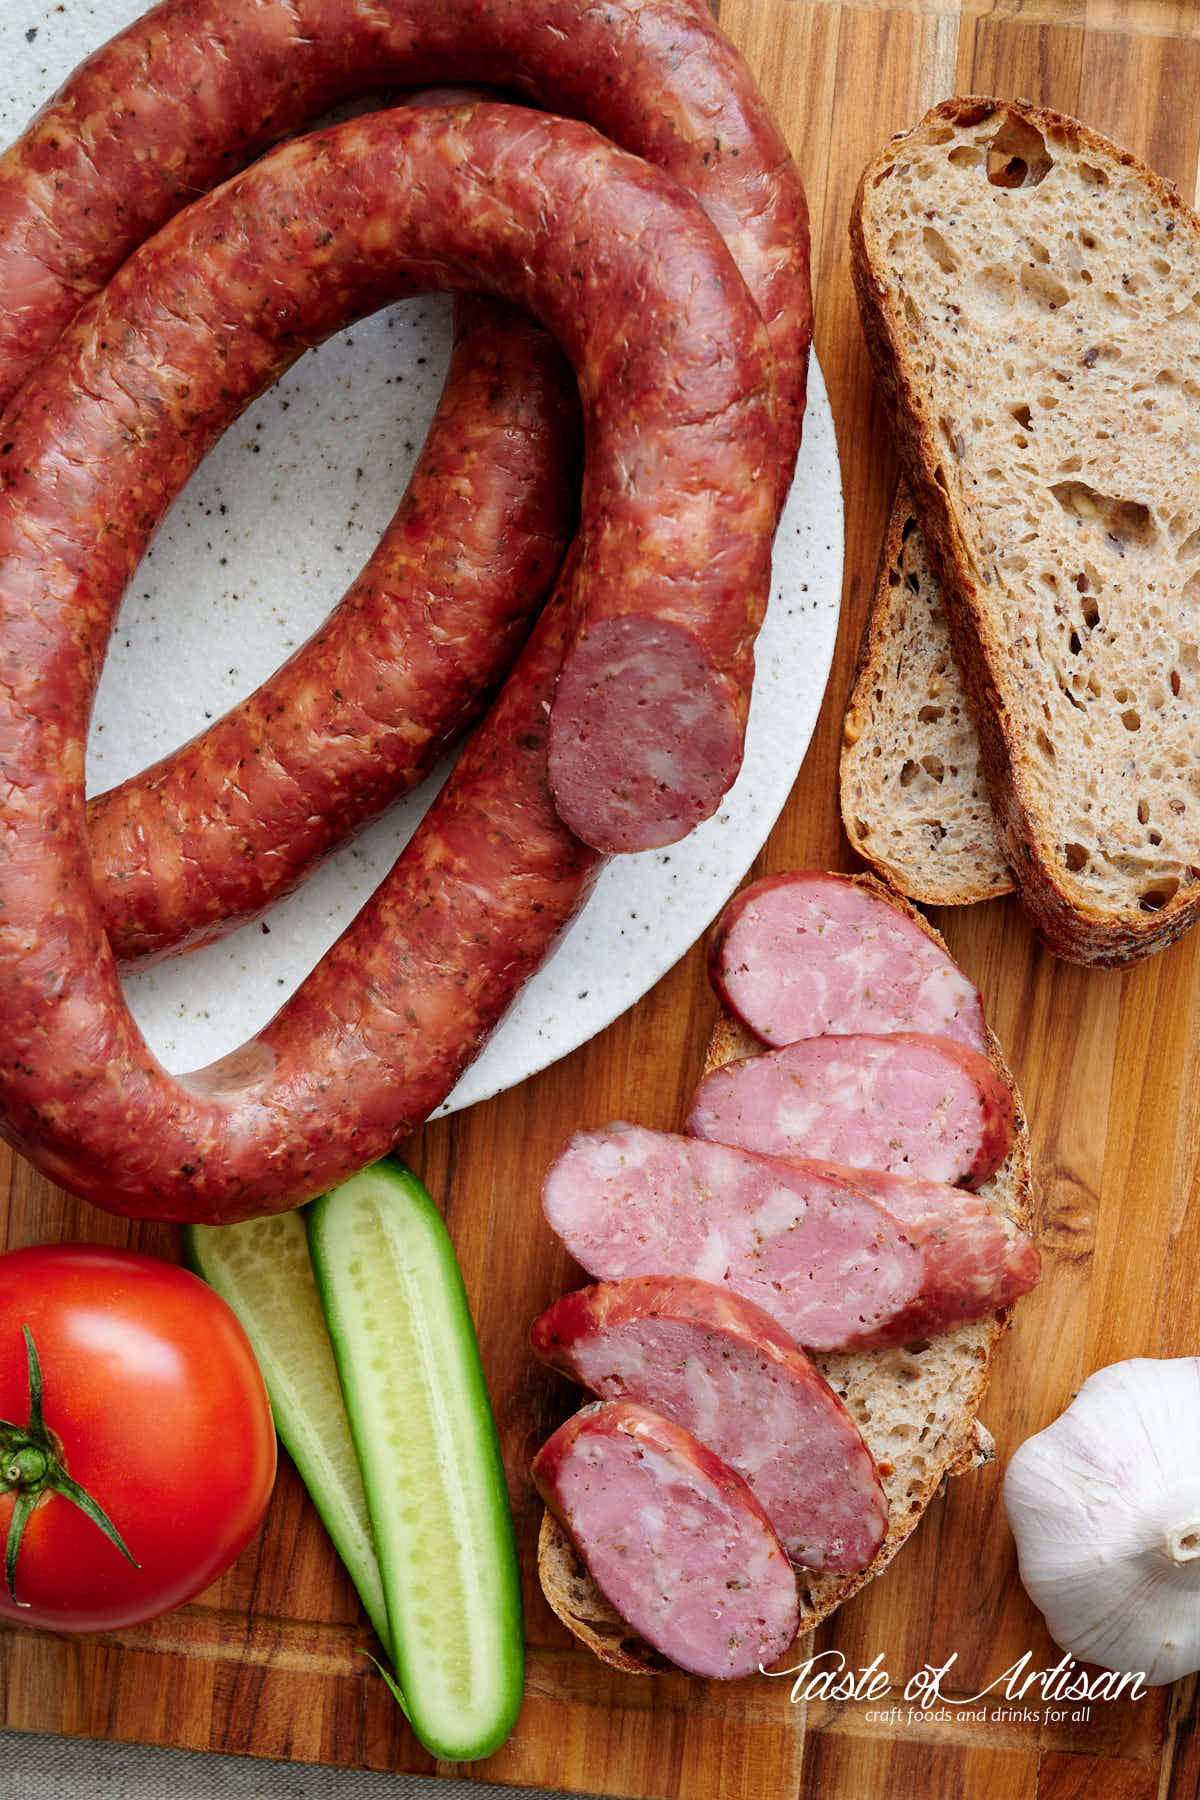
[709,872,989,1052]
[531,1275,887,1570]
[0,106,773,1220]
[531,1401,799,1679]
[686,1032,1013,1188]
[542,1125,1040,1351]
[87,296,579,962]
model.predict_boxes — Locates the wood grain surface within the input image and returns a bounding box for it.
[1,2,1198,1797]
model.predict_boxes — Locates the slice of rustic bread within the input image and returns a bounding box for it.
[537,874,1034,1664]
[840,484,1013,905]
[852,97,1200,964]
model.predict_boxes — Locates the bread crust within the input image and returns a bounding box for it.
[851,97,1200,965]
[537,871,1035,1665]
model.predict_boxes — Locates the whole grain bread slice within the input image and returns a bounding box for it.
[852,97,1200,965]
[840,484,1013,906]
[537,874,1034,1665]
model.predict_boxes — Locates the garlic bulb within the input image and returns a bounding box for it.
[1003,1357,1200,1687]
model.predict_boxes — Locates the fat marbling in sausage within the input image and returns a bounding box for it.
[531,1400,799,1679]
[542,1125,1040,1351]
[686,1031,1014,1187]
[709,873,989,1052]
[531,1274,888,1570]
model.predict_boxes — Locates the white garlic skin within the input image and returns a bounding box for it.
[1003,1358,1200,1687]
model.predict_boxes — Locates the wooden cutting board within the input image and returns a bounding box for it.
[2,2,1199,1796]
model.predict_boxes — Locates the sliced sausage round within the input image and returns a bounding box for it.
[531,1275,888,1570]
[542,1124,1040,1352]
[686,1031,1014,1188]
[531,1400,799,1679]
[709,873,989,1052]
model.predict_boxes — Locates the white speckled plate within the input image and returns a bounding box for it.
[3,0,843,1115]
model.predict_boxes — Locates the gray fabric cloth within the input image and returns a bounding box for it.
[0,1732,585,1800]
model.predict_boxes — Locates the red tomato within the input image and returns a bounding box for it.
[0,1244,276,1632]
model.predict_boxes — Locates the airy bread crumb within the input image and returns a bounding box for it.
[852,97,1200,963]
[841,485,1012,906]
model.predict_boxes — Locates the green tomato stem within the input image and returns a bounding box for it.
[4,1446,48,1486]
[22,1327,47,1440]
[0,1326,140,1606]
[4,1490,37,1607]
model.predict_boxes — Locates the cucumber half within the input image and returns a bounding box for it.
[183,1210,391,1655]
[307,1159,524,1762]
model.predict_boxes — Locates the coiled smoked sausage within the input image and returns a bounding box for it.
[0,0,811,854]
[0,105,775,1218]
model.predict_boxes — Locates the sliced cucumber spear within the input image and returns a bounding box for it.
[189,1162,524,1760]
[183,1209,392,1656]
[307,1159,524,1761]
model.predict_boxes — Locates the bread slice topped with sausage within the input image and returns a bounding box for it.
[851,98,1200,965]
[534,1278,889,1572]
[532,1401,802,1681]
[534,871,1036,1669]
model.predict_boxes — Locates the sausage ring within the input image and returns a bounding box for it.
[0,104,776,1220]
[1,0,811,856]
